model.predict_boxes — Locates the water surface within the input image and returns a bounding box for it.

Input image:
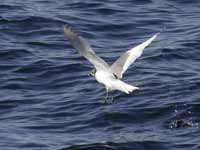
[0,0,200,150]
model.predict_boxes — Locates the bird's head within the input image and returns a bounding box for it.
[88,69,96,77]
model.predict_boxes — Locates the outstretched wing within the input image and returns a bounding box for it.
[110,33,160,79]
[64,25,109,70]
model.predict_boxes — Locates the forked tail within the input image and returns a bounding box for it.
[116,80,139,94]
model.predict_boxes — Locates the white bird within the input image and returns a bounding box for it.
[64,25,159,100]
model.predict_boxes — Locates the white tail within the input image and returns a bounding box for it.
[115,80,139,94]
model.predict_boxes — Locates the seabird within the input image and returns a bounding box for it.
[64,25,159,101]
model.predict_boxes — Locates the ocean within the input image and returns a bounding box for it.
[0,0,200,150]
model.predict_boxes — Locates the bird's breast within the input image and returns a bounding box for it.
[95,71,113,86]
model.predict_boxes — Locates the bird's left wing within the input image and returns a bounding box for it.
[110,33,160,79]
[64,25,109,70]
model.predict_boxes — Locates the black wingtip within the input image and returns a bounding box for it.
[63,24,71,33]
[63,24,80,39]
[63,24,74,38]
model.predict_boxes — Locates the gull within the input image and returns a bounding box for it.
[64,25,159,100]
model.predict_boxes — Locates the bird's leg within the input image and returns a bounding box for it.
[111,93,114,103]
[104,89,109,104]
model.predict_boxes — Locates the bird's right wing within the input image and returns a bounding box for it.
[64,25,109,70]
[110,33,160,79]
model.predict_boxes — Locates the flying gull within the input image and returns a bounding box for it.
[64,25,159,100]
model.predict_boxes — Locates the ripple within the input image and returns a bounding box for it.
[0,4,23,10]
[60,141,172,150]
[0,0,200,150]
[0,48,33,60]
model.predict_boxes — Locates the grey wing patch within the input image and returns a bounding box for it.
[110,33,160,79]
[110,52,130,79]
[64,25,93,56]
[86,52,110,70]
[64,25,109,70]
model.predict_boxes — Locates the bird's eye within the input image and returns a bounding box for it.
[92,69,96,74]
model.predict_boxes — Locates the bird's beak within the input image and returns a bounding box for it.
[88,72,92,76]
[88,69,95,77]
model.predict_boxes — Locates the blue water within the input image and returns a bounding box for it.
[0,0,200,150]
